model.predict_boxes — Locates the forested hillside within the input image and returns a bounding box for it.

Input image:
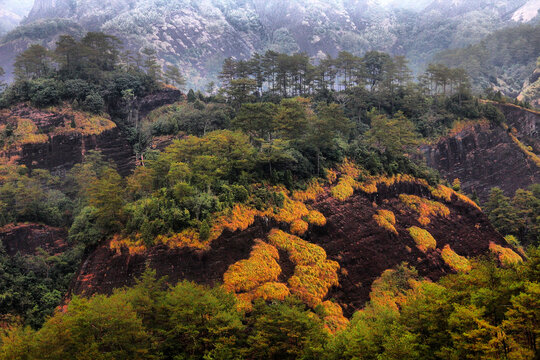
[0,0,537,88]
[0,0,539,356]
[435,23,540,98]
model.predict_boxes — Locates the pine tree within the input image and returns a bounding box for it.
[164,65,186,90]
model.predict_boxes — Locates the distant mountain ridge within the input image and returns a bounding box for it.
[1,0,538,88]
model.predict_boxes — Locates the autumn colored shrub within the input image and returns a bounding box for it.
[289,262,340,308]
[292,180,324,202]
[252,282,290,301]
[441,244,471,272]
[431,184,482,211]
[51,106,116,136]
[330,176,356,201]
[373,209,398,235]
[0,118,48,149]
[489,242,523,266]
[210,204,259,241]
[110,234,147,255]
[320,300,349,333]
[504,123,540,168]
[158,228,206,250]
[267,229,339,307]
[337,158,362,179]
[306,210,326,227]
[223,240,281,293]
[326,169,338,184]
[431,184,454,202]
[400,194,450,226]
[267,229,326,266]
[271,193,310,224]
[455,192,482,211]
[408,226,437,252]
[290,219,309,235]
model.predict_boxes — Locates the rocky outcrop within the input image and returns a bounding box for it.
[69,181,507,316]
[492,102,540,152]
[130,87,183,126]
[0,88,181,176]
[0,223,68,257]
[0,104,135,176]
[422,105,540,201]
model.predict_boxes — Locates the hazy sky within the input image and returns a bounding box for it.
[0,0,34,17]
[0,0,435,17]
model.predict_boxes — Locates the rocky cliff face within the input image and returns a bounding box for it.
[0,104,135,175]
[70,180,509,316]
[0,223,68,257]
[0,89,181,176]
[422,104,540,201]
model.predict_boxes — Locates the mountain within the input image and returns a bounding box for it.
[512,0,540,22]
[0,0,34,36]
[59,167,512,315]
[0,8,21,36]
[0,0,534,88]
[519,57,540,107]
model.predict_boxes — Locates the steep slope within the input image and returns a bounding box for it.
[512,0,540,22]
[0,223,68,256]
[518,57,540,107]
[0,103,135,175]
[0,89,181,175]
[69,175,513,316]
[422,103,540,200]
[434,23,540,97]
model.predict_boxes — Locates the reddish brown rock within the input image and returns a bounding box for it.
[0,223,68,257]
[69,181,506,316]
[422,104,540,201]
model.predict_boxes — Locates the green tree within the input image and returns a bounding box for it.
[30,295,151,359]
[54,35,83,79]
[232,102,278,143]
[365,111,419,155]
[14,45,52,80]
[163,65,186,90]
[246,299,328,360]
[159,281,245,359]
[87,168,125,233]
[223,78,257,109]
[141,47,162,82]
[484,187,520,237]
[0,66,5,91]
[503,282,540,358]
[275,97,310,141]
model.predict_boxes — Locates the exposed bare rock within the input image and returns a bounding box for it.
[0,223,68,257]
[422,104,540,201]
[69,181,506,316]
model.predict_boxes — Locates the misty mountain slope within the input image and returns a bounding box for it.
[434,23,540,97]
[0,0,535,88]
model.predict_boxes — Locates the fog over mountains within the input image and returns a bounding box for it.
[0,0,539,89]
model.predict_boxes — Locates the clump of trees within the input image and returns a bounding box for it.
[1,251,539,359]
[485,185,540,248]
[0,32,184,119]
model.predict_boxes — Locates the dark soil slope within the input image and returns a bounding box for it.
[70,181,508,316]
[0,223,68,256]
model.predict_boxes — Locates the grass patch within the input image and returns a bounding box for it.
[441,244,471,272]
[489,242,523,266]
[408,226,437,252]
[400,194,450,226]
[373,209,397,235]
